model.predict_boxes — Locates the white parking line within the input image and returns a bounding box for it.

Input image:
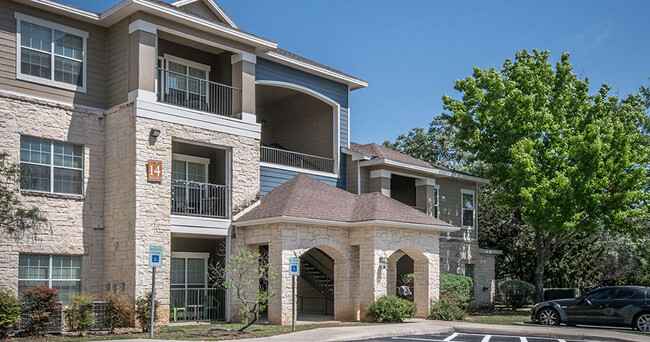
[444,333,458,341]
[519,337,527,342]
[481,335,491,342]
[390,337,446,342]
[558,340,566,342]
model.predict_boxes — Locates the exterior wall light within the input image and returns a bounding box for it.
[379,257,388,269]
[150,128,161,137]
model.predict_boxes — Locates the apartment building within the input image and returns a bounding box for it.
[0,0,498,325]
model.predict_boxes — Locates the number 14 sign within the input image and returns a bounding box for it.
[147,160,162,182]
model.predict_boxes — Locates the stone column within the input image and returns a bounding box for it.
[231,52,257,123]
[127,20,157,102]
[348,246,361,321]
[413,257,434,318]
[415,178,437,216]
[369,170,391,197]
[358,233,386,320]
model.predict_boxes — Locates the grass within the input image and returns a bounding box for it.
[6,321,376,342]
[465,305,533,325]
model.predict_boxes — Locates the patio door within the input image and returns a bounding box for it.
[170,252,209,321]
[171,154,210,215]
[160,54,210,110]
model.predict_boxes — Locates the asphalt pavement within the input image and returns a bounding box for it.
[348,331,599,342]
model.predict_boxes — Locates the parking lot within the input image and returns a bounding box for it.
[351,332,600,342]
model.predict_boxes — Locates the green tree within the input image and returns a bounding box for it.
[210,249,278,332]
[0,153,46,235]
[443,49,649,301]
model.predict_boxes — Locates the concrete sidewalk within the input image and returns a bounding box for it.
[231,319,649,342]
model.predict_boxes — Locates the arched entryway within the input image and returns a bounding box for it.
[386,247,432,317]
[297,247,335,321]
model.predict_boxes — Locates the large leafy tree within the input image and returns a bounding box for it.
[0,153,46,235]
[443,49,649,301]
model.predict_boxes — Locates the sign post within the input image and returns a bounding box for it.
[288,257,300,332]
[148,246,163,338]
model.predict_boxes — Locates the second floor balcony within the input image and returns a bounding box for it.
[171,179,229,219]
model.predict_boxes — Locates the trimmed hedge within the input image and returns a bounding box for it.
[365,295,417,322]
[0,290,21,337]
[501,279,534,310]
[440,273,473,309]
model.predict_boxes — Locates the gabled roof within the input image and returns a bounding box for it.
[170,0,238,29]
[347,142,489,184]
[235,174,457,232]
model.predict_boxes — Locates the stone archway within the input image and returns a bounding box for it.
[385,246,433,318]
[296,247,336,320]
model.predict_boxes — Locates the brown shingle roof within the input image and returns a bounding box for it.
[236,174,455,229]
[349,142,481,178]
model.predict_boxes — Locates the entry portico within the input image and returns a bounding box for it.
[233,174,459,324]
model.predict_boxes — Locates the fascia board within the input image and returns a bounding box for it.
[233,216,460,233]
[341,147,372,161]
[360,158,490,184]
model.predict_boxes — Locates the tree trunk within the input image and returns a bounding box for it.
[533,226,555,303]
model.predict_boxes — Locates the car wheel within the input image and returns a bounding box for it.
[538,307,560,326]
[635,312,650,332]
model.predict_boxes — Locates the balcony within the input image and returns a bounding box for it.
[171,180,229,219]
[157,67,241,119]
[261,146,334,173]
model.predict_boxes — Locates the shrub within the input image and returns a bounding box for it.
[440,273,473,310]
[365,295,417,322]
[135,292,159,332]
[0,290,21,337]
[399,273,414,287]
[104,293,130,333]
[428,294,467,321]
[64,294,95,335]
[501,279,534,310]
[20,285,59,336]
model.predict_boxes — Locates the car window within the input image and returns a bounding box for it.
[614,289,636,299]
[587,288,617,300]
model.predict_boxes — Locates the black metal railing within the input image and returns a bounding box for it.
[157,67,242,119]
[169,287,225,322]
[171,180,229,218]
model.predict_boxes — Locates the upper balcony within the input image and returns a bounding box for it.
[155,37,241,119]
[256,83,339,175]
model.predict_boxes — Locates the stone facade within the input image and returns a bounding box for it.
[0,93,105,297]
[439,239,496,305]
[234,222,440,325]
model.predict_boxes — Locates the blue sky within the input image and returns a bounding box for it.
[60,0,650,144]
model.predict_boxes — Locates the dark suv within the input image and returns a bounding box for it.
[531,286,650,332]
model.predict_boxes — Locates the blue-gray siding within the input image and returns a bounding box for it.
[256,58,349,148]
[260,153,347,195]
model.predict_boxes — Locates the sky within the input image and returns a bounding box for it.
[59,0,650,144]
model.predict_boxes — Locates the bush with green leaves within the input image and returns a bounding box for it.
[64,294,95,335]
[501,279,534,310]
[399,273,414,287]
[103,293,130,333]
[135,292,159,332]
[428,294,467,321]
[20,285,59,336]
[365,295,417,322]
[440,273,473,310]
[0,290,21,337]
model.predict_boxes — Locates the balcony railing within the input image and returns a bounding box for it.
[261,146,335,173]
[170,287,225,322]
[171,179,229,218]
[157,67,242,119]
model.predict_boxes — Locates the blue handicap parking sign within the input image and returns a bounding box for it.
[152,255,160,263]
[291,265,297,272]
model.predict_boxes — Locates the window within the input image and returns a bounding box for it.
[160,55,210,110]
[20,136,83,195]
[461,189,475,229]
[434,186,440,219]
[587,288,616,300]
[464,264,475,281]
[614,289,636,300]
[170,252,208,289]
[15,13,88,92]
[18,254,81,303]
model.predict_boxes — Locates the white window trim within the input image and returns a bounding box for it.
[434,184,440,219]
[460,188,476,230]
[14,12,88,93]
[18,254,82,288]
[163,54,211,72]
[172,153,209,184]
[171,252,209,288]
[20,136,84,195]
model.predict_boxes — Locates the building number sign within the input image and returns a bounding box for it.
[147,160,162,182]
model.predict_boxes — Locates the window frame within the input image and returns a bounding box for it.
[15,12,88,93]
[161,54,211,105]
[460,188,476,230]
[18,254,82,300]
[433,184,440,219]
[20,136,84,195]
[170,252,209,289]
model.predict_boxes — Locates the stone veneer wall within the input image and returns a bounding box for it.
[103,104,137,301]
[0,93,105,297]
[439,239,496,305]
[234,223,440,325]
[132,116,260,322]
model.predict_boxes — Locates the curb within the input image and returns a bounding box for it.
[452,324,647,342]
